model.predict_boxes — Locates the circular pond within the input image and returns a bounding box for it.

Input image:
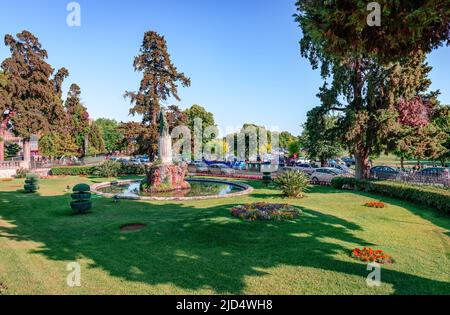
[91,178,253,201]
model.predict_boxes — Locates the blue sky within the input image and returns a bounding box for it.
[0,0,449,135]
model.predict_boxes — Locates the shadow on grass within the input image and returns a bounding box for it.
[0,190,449,295]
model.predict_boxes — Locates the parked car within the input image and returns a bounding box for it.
[231,161,247,170]
[296,157,310,164]
[330,163,353,174]
[370,166,401,179]
[310,167,349,184]
[341,157,355,167]
[188,161,209,173]
[415,167,450,181]
[293,163,316,175]
[208,164,235,175]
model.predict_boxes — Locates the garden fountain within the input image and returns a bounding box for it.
[91,110,253,201]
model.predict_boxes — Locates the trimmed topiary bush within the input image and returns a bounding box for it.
[70,183,92,214]
[24,173,39,193]
[274,170,309,198]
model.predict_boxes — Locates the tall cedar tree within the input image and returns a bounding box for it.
[0,71,9,161]
[1,31,69,162]
[295,2,450,179]
[125,31,191,160]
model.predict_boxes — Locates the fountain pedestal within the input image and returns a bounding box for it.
[141,110,190,193]
[143,163,190,193]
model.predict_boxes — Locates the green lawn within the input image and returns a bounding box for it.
[0,176,449,295]
[373,154,448,167]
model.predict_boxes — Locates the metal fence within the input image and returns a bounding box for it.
[370,172,450,187]
[29,155,107,170]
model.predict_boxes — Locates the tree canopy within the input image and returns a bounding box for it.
[124,31,190,159]
[295,2,450,178]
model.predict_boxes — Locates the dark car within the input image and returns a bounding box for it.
[416,167,450,181]
[341,157,355,167]
[370,166,400,179]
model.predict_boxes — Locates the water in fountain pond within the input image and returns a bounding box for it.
[98,180,244,198]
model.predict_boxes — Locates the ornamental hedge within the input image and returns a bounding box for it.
[51,162,147,177]
[51,166,95,176]
[331,177,450,214]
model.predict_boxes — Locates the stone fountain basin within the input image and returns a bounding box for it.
[91,178,253,201]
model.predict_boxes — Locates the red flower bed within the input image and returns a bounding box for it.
[351,247,394,264]
[364,201,387,208]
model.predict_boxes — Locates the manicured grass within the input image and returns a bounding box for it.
[0,176,449,294]
[373,154,448,167]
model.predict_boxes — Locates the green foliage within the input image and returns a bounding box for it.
[5,142,20,158]
[294,2,448,179]
[288,141,301,157]
[87,121,106,155]
[1,31,67,139]
[274,171,309,198]
[15,167,28,179]
[294,0,450,64]
[433,105,450,165]
[72,183,91,193]
[330,177,357,190]
[93,160,122,178]
[120,162,147,175]
[184,104,216,147]
[23,173,39,193]
[278,131,297,150]
[302,107,342,164]
[95,118,124,153]
[50,166,95,176]
[124,31,191,160]
[71,183,92,214]
[39,132,79,157]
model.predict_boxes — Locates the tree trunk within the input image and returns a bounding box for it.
[0,137,4,161]
[23,139,31,168]
[355,151,370,180]
[400,157,404,170]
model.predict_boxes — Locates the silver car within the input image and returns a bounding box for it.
[188,161,209,173]
[310,167,352,184]
[208,164,235,175]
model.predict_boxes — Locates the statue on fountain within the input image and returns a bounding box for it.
[141,109,190,193]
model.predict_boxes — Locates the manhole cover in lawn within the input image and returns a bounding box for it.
[120,223,147,232]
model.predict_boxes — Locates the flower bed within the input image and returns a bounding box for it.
[364,201,387,208]
[231,202,301,221]
[351,248,394,264]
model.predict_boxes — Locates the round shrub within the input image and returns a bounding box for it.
[274,171,309,198]
[72,183,91,192]
[23,173,39,193]
[71,183,92,214]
